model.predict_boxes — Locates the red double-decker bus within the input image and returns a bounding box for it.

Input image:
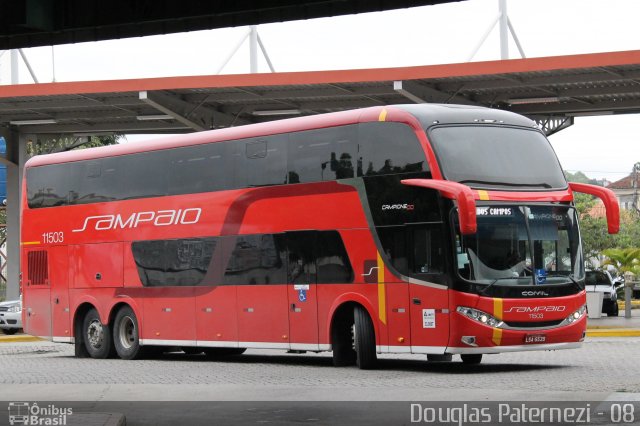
[21,104,618,368]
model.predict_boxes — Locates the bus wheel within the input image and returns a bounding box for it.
[461,354,483,364]
[113,306,143,360]
[204,348,246,357]
[82,308,112,359]
[331,310,356,367]
[354,305,377,370]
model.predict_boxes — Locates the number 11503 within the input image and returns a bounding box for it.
[42,231,64,244]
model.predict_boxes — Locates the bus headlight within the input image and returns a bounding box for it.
[456,306,503,328]
[564,305,587,324]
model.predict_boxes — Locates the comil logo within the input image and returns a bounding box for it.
[521,290,550,297]
[8,402,72,425]
[72,208,202,233]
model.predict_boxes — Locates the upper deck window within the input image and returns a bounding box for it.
[428,126,567,190]
[359,122,427,176]
[26,121,430,209]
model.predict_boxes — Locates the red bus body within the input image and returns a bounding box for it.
[20,104,618,365]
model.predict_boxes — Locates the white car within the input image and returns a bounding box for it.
[585,270,621,316]
[0,299,22,335]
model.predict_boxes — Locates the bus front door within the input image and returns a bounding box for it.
[287,283,318,350]
[409,285,449,354]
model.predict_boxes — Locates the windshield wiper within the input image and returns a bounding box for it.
[565,274,583,292]
[546,273,582,291]
[479,277,518,296]
[459,179,552,189]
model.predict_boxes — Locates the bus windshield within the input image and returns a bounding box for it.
[454,205,584,286]
[428,126,567,190]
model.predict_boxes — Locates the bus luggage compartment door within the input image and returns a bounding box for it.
[23,248,52,339]
[70,243,124,288]
[49,246,71,341]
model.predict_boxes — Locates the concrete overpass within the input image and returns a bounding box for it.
[0,0,462,50]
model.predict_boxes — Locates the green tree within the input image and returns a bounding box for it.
[602,247,640,276]
[580,215,618,266]
[27,134,120,156]
[565,170,591,184]
[565,169,640,263]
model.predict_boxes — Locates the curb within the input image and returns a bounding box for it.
[588,325,630,329]
[0,334,44,343]
[586,328,640,337]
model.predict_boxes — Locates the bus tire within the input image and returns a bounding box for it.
[354,305,377,370]
[113,306,143,360]
[82,308,112,359]
[331,309,356,367]
[204,348,246,357]
[461,354,483,364]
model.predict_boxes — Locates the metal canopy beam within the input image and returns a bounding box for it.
[139,91,208,131]
[394,80,481,105]
[394,81,427,103]
[139,90,248,131]
[13,120,191,135]
[530,115,575,137]
[511,98,640,115]
[0,50,639,135]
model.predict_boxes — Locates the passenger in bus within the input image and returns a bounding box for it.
[330,152,354,179]
[506,250,530,277]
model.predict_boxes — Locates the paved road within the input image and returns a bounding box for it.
[0,338,638,402]
[2,339,639,425]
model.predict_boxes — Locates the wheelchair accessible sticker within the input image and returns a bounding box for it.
[535,269,547,284]
[294,284,309,302]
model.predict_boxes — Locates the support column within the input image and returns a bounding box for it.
[249,26,258,73]
[1,128,28,300]
[498,0,509,60]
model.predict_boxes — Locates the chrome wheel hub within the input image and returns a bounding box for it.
[118,316,136,349]
[87,320,104,349]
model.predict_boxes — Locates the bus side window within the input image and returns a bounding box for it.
[411,225,444,275]
[285,231,316,284]
[377,224,444,281]
[131,237,218,287]
[223,234,286,285]
[288,126,357,183]
[315,231,353,283]
[168,142,228,194]
[243,135,288,187]
[377,226,409,276]
[359,122,428,177]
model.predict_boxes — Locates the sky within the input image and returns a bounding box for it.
[1,0,639,182]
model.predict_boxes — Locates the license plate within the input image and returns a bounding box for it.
[524,334,546,344]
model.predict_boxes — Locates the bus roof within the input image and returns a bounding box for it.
[25,104,536,168]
